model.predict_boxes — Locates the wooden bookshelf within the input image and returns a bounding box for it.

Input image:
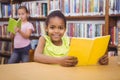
[30,36,40,40]
[110,14,120,18]
[0,0,10,3]
[12,0,43,3]
[28,17,46,21]
[66,15,105,20]
[0,37,12,42]
[105,0,109,35]
[28,16,105,21]
[0,52,11,58]
[0,18,9,21]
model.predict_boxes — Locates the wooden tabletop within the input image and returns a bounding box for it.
[0,56,120,80]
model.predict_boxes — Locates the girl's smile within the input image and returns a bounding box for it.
[46,16,66,45]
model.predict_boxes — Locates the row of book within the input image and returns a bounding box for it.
[1,0,120,18]
[0,57,9,64]
[0,41,12,54]
[0,20,119,46]
[109,0,120,15]
[0,21,119,46]
[0,21,45,38]
[109,20,120,46]
[109,26,118,46]
[0,3,11,18]
[31,21,46,37]
[49,0,106,16]
[32,21,119,46]
[20,1,48,17]
[0,0,48,18]
[31,21,106,38]
[0,22,10,38]
[66,22,105,38]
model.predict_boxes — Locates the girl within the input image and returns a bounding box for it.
[8,6,34,63]
[34,10,108,67]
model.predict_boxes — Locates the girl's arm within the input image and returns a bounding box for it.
[34,36,78,67]
[10,32,15,39]
[16,27,32,39]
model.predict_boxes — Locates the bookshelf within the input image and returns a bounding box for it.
[0,0,12,64]
[0,0,119,63]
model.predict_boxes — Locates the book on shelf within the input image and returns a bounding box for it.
[7,18,21,34]
[67,22,104,38]
[0,41,12,53]
[0,57,9,64]
[68,35,110,66]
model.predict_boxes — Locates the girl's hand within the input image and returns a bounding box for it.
[58,56,78,67]
[98,54,108,65]
[15,27,20,33]
[10,32,15,39]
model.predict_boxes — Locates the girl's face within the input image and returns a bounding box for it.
[18,9,28,22]
[46,17,66,42]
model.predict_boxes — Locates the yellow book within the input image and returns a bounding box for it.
[7,18,21,34]
[68,35,110,66]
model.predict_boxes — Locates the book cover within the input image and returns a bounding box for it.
[7,18,21,34]
[68,35,110,66]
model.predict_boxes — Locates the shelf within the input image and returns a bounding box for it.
[110,14,120,17]
[30,36,40,40]
[0,0,10,3]
[0,51,11,58]
[12,0,39,3]
[28,17,46,21]
[0,18,9,21]
[66,15,105,20]
[0,15,105,21]
[28,15,105,21]
[0,17,46,21]
[0,37,12,42]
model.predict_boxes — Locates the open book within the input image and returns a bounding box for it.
[7,18,21,34]
[68,35,110,66]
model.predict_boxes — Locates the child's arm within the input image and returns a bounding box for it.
[15,27,32,39]
[34,36,78,67]
[10,32,15,39]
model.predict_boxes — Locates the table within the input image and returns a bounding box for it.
[0,57,120,80]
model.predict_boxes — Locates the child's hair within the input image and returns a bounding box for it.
[45,10,66,28]
[18,6,29,13]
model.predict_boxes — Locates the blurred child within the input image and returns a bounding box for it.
[8,6,34,63]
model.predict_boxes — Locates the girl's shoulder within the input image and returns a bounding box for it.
[43,35,50,42]
[62,36,70,46]
[62,36,70,41]
[23,22,34,31]
[39,35,49,41]
[25,22,33,26]
[38,36,46,43]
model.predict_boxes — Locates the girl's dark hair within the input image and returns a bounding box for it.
[18,6,29,13]
[45,10,66,28]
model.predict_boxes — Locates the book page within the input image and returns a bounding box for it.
[68,38,94,66]
[17,18,21,28]
[68,35,110,66]
[7,18,21,34]
[88,35,110,65]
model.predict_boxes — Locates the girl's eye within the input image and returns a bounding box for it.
[59,26,64,30]
[50,25,55,29]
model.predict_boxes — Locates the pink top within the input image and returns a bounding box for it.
[14,22,34,48]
